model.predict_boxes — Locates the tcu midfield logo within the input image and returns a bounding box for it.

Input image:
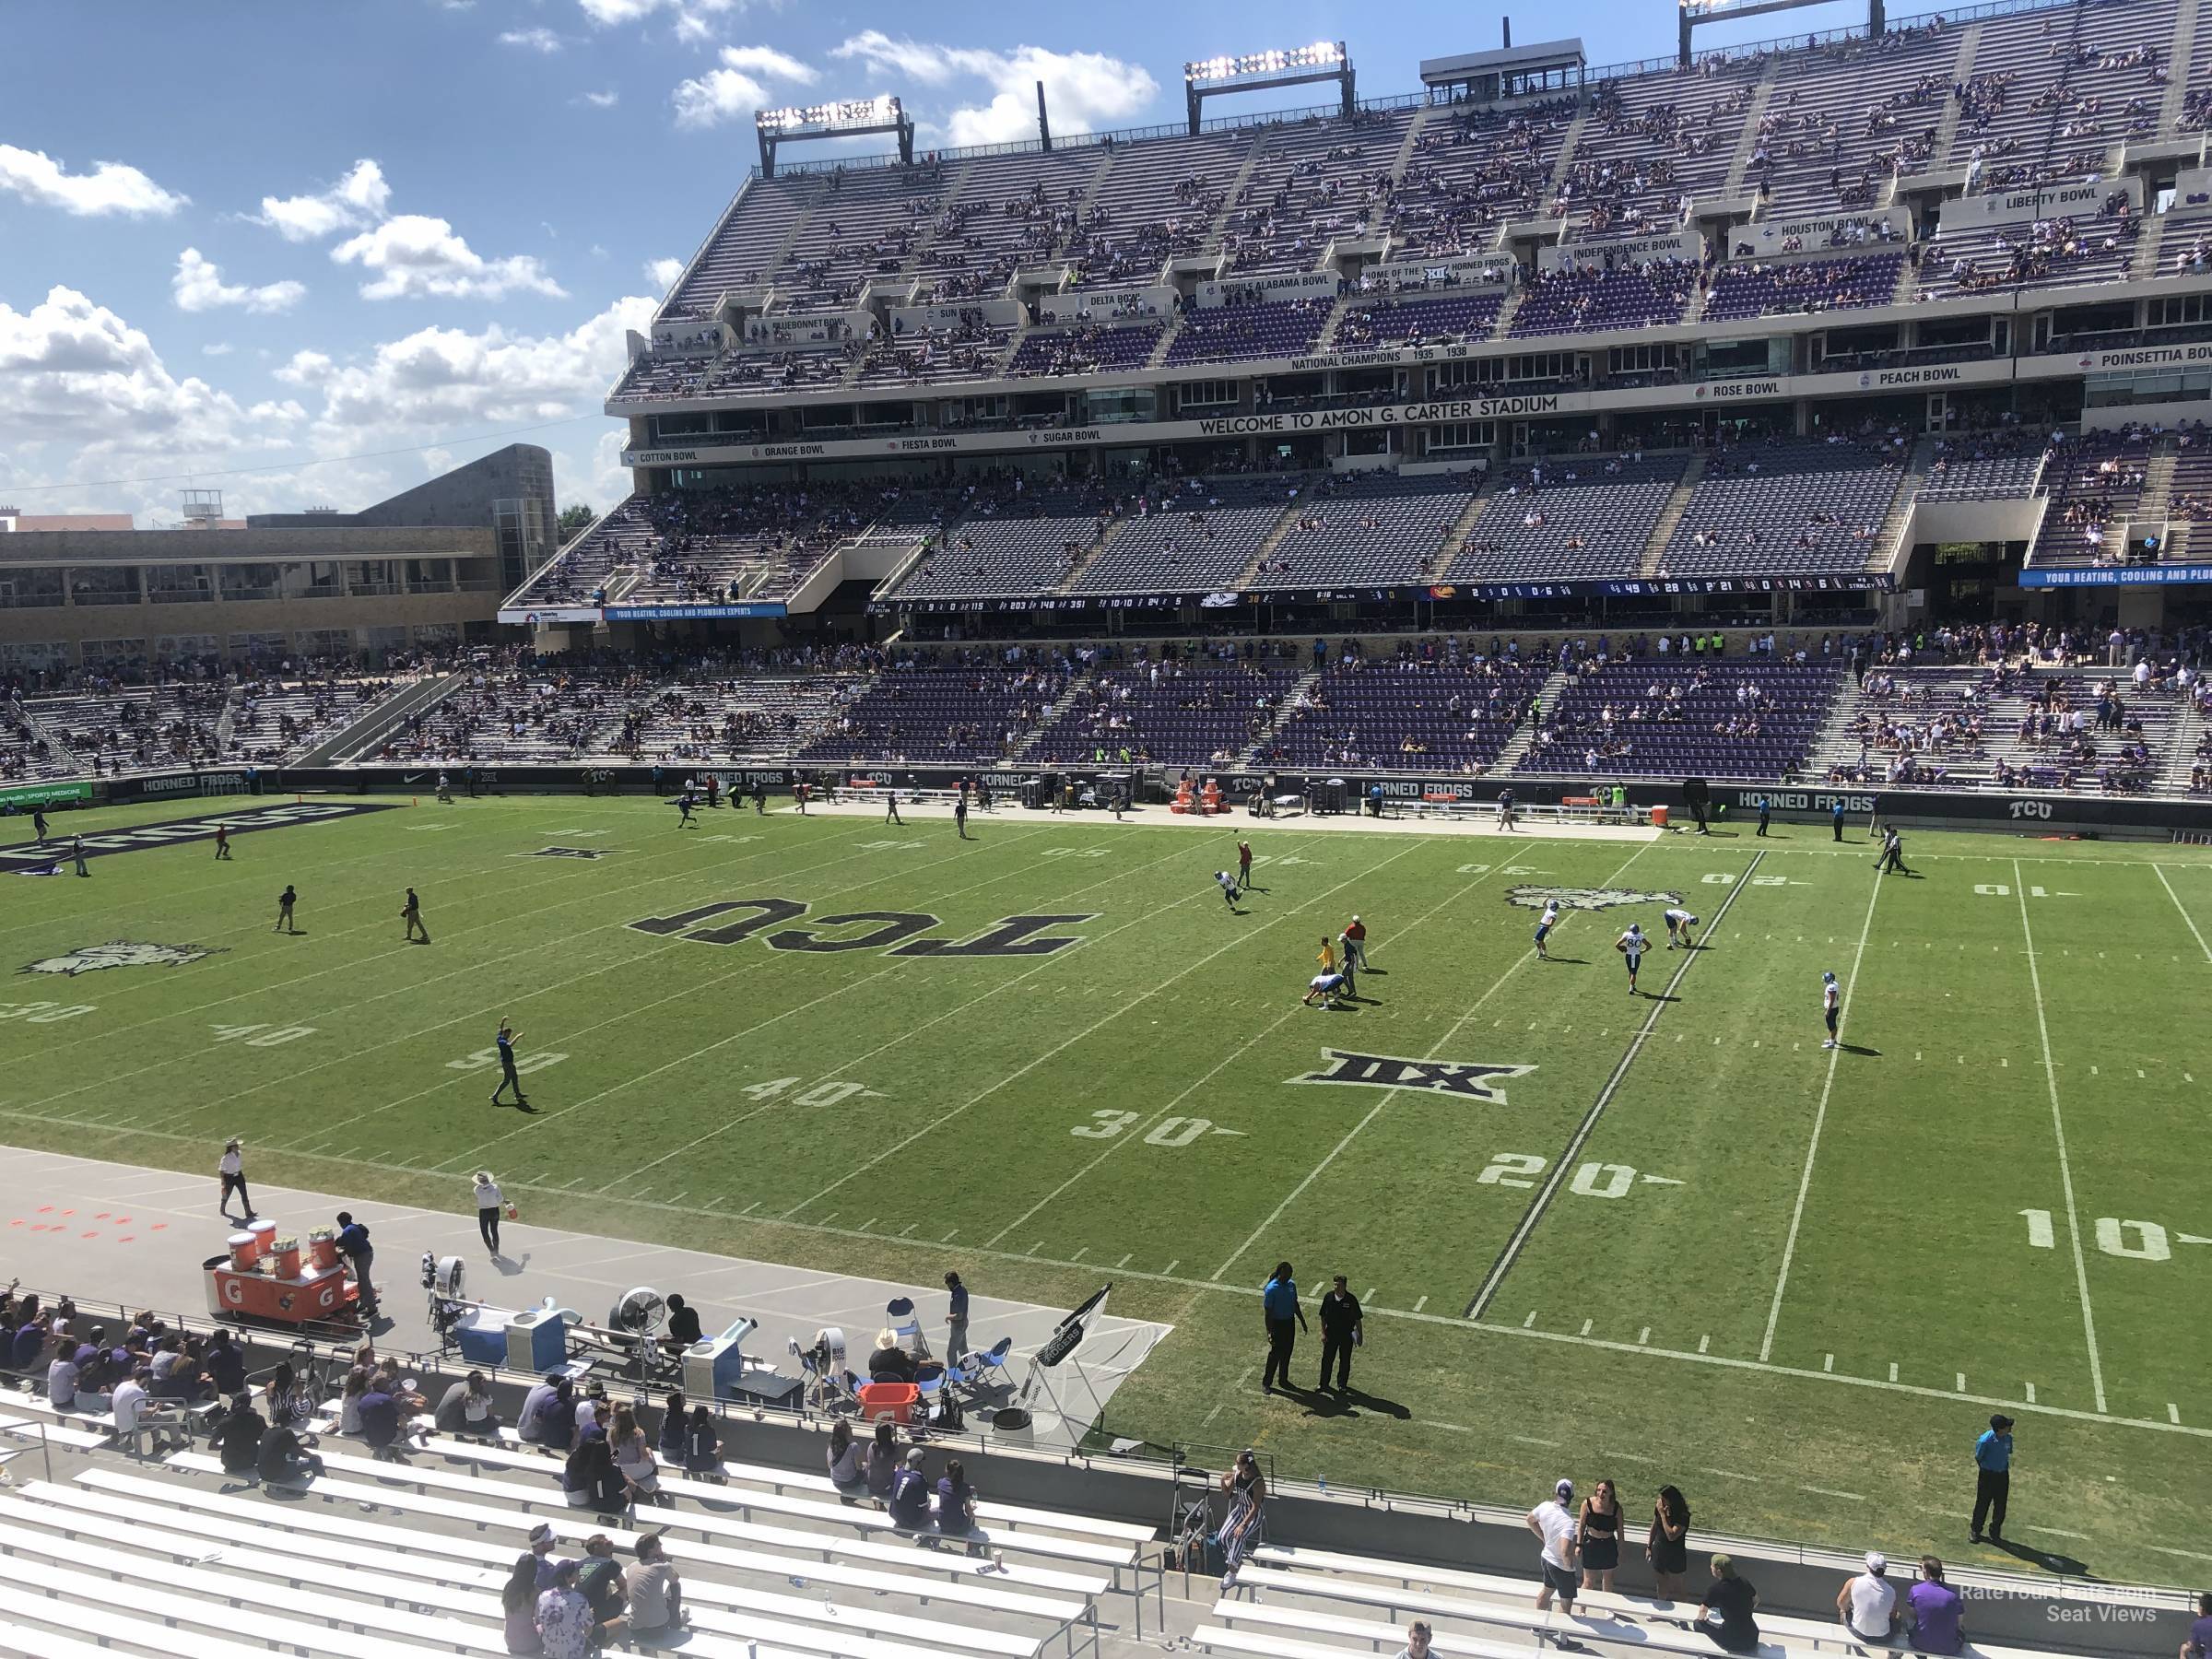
[22,940,223,977]
[630,898,1095,958]
[1292,1049,1535,1105]
[1506,885,1681,912]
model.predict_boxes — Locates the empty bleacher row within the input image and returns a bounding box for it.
[1257,658,1547,773]
[1032,664,1299,768]
[1657,437,1907,579]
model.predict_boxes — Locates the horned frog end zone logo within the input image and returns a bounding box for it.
[22,940,224,977]
[1506,885,1682,912]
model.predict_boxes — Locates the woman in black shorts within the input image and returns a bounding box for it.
[1647,1484,1692,1601]
[1579,1477,1623,1593]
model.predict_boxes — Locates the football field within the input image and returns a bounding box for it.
[2,790,2207,1575]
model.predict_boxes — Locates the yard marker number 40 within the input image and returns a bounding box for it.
[2021,1208,2206,1261]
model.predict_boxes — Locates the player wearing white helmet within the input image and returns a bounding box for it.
[1663,907,1699,949]
[1215,870,1241,910]
[1615,923,1648,995]
[1821,971,1841,1049]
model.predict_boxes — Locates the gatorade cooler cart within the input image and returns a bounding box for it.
[205,1221,362,1328]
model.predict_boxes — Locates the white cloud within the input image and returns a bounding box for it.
[499,26,564,52]
[171,248,307,315]
[673,43,818,128]
[275,349,335,385]
[306,295,657,435]
[645,256,686,289]
[579,88,620,108]
[831,32,1158,145]
[332,215,566,301]
[255,159,391,241]
[203,342,234,357]
[578,0,735,26]
[0,144,188,218]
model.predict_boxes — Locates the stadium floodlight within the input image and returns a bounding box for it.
[1182,40,1354,134]
[755,94,913,177]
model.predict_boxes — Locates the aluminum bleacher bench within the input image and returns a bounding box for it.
[1223,1563,1796,1656]
[38,1473,1102,1658]
[0,1413,107,1451]
[0,1385,116,1436]
[0,1550,447,1658]
[1197,1623,1525,1659]
[393,1435,1139,1571]
[162,1450,1075,1658]
[1247,1543,2078,1659]
[0,1591,276,1659]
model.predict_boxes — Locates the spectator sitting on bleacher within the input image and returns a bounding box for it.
[565,1430,625,1517]
[576,1533,629,1640]
[9,1305,51,1373]
[827,1418,866,1500]
[258,1419,325,1486]
[110,1365,183,1455]
[46,1338,107,1414]
[206,1328,247,1399]
[610,1404,664,1505]
[501,1552,545,1654]
[937,1456,985,1556]
[436,1369,500,1440]
[890,1445,936,1535]
[1394,1621,1435,1659]
[206,1392,265,1477]
[655,1389,688,1465]
[627,1532,687,1646]
[517,1371,566,1445]
[535,1558,594,1659]
[682,1404,722,1477]
[865,1420,901,1503]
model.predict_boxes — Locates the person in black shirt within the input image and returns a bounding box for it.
[1698,1553,1760,1653]
[1316,1275,1362,1394]
[663,1294,703,1354]
[206,1394,265,1477]
[867,1326,917,1382]
[274,884,299,934]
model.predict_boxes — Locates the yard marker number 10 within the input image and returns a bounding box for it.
[2020,1209,2194,1262]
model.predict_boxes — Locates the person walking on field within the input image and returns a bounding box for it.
[274,884,298,932]
[1238,840,1254,892]
[1259,1262,1307,1394]
[944,1271,969,1365]
[1971,1414,2014,1544]
[218,1138,253,1220]
[490,1019,530,1109]
[474,1171,507,1256]
[214,823,232,860]
[72,836,89,877]
[403,887,429,943]
[885,788,903,826]
[30,808,47,841]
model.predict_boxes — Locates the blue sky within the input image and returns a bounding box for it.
[0,0,1876,524]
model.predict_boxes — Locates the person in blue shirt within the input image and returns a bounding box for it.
[490,1019,529,1109]
[334,1211,378,1318]
[1831,799,1847,842]
[1971,1413,2014,1543]
[1260,1263,1308,1394]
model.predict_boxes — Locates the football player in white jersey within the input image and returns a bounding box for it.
[1534,900,1561,959]
[1304,971,1348,1008]
[1214,870,1241,910]
[1615,923,1648,994]
[1663,907,1699,949]
[1821,971,1841,1048]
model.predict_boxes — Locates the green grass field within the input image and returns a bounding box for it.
[3,791,2208,1578]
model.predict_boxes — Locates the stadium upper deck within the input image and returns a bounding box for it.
[509,0,2212,630]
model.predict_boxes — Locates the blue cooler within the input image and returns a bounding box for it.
[455,1308,511,1367]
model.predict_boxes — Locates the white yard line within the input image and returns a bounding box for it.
[985,852,1504,1253]
[2013,858,2108,1416]
[1216,838,1662,1288]
[2153,864,2212,963]
[1758,868,1883,1362]
[1463,843,1751,1320]
[782,837,1431,1222]
[594,834,1218,1194]
[21,817,901,1112]
[10,1099,2205,1444]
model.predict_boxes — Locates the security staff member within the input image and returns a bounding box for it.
[1831,799,1847,842]
[1260,1262,1307,1394]
[1316,1275,1362,1394]
[403,887,429,943]
[1971,1414,2014,1544]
